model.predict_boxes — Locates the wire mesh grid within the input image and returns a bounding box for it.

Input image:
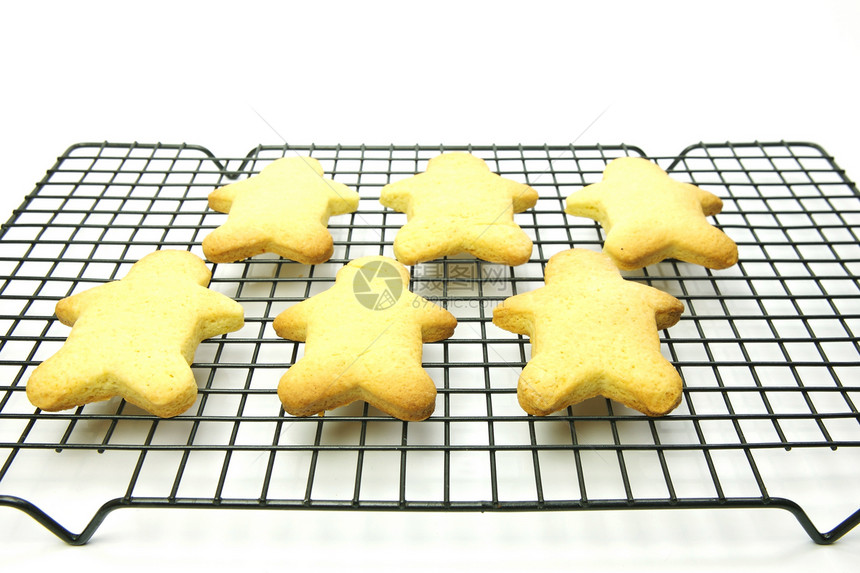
[0,141,858,545]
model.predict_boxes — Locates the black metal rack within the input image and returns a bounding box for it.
[0,141,858,545]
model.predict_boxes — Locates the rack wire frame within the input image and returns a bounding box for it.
[0,141,858,545]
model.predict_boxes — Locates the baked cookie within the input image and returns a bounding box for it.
[565,156,738,270]
[492,248,684,417]
[203,156,360,264]
[380,152,538,266]
[273,256,457,421]
[26,250,245,418]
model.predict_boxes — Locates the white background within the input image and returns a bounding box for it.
[1,0,859,571]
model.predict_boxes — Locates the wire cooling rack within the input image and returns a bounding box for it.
[0,141,858,545]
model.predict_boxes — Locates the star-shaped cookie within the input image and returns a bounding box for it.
[26,250,245,418]
[203,156,360,264]
[492,248,684,417]
[273,256,457,421]
[380,152,539,266]
[565,156,738,270]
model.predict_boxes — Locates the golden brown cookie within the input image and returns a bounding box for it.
[273,256,457,421]
[492,248,684,417]
[26,250,245,417]
[203,156,360,264]
[380,152,538,266]
[565,156,738,270]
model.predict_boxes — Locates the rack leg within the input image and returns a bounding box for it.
[771,499,860,545]
[0,494,123,545]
